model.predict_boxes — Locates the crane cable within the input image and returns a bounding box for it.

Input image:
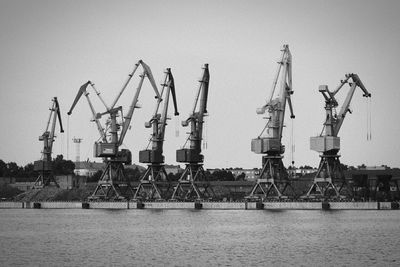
[203,116,208,150]
[290,118,295,168]
[367,97,372,141]
[175,114,180,138]
[66,116,70,160]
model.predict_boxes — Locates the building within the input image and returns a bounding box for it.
[73,161,105,177]
[230,168,259,180]
[295,167,318,176]
[55,175,86,189]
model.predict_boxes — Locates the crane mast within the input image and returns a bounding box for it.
[67,60,161,200]
[33,97,64,188]
[306,73,371,199]
[171,64,215,201]
[134,68,179,200]
[177,64,209,163]
[248,45,296,200]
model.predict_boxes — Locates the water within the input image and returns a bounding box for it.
[0,209,399,266]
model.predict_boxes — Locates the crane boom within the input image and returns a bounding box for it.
[176,64,209,163]
[47,97,64,155]
[67,81,107,142]
[333,74,370,135]
[247,45,297,199]
[311,73,371,153]
[252,44,294,155]
[68,60,163,200]
[33,97,64,188]
[319,73,371,138]
[117,61,162,146]
[158,68,179,141]
[184,64,209,152]
[139,68,179,165]
[171,64,213,201]
[306,73,371,199]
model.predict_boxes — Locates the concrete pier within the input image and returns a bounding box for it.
[0,201,399,210]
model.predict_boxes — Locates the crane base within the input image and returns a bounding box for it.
[247,179,295,200]
[32,172,59,189]
[88,182,133,201]
[303,153,351,199]
[170,164,215,201]
[247,155,295,199]
[88,161,134,201]
[133,164,170,200]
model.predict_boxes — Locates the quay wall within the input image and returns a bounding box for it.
[89,202,128,209]
[262,202,321,210]
[329,202,378,210]
[136,202,194,209]
[1,201,399,210]
[379,202,392,210]
[202,202,246,209]
[0,202,23,209]
[39,202,82,209]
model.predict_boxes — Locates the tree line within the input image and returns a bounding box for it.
[88,168,245,183]
[0,155,75,181]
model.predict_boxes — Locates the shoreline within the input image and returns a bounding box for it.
[1,201,399,210]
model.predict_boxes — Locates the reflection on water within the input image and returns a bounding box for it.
[0,209,399,266]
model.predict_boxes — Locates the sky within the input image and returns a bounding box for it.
[0,0,399,169]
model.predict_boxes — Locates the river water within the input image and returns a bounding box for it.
[0,209,399,266]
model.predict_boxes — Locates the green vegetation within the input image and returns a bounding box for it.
[0,184,23,200]
[0,155,75,182]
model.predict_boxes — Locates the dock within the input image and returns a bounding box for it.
[0,201,399,210]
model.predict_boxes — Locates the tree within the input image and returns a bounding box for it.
[167,172,180,182]
[23,163,35,178]
[236,172,246,181]
[209,170,235,181]
[87,170,102,183]
[357,164,366,169]
[124,167,142,182]
[53,155,75,175]
[0,160,7,177]
[5,162,23,177]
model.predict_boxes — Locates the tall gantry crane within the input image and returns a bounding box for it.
[306,73,371,199]
[247,45,295,199]
[33,97,64,188]
[171,64,214,201]
[134,68,179,200]
[68,60,161,200]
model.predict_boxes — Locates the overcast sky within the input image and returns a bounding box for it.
[0,0,399,169]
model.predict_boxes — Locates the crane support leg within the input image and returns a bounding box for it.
[133,164,169,200]
[88,161,134,201]
[303,154,351,200]
[247,155,295,200]
[170,164,215,201]
[32,171,60,189]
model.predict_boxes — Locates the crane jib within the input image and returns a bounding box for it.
[67,81,91,115]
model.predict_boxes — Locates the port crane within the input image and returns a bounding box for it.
[134,68,179,200]
[247,45,295,199]
[171,64,215,201]
[33,97,64,188]
[306,73,371,198]
[68,60,161,200]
